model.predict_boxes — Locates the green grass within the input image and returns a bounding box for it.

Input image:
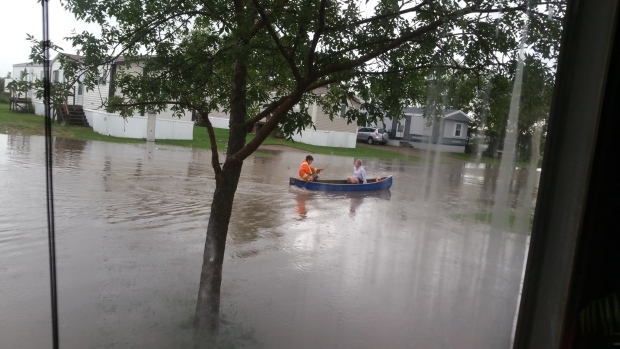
[0,103,144,144]
[8,103,521,163]
[159,126,423,161]
[1,103,424,161]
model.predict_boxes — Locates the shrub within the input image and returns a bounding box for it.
[0,92,9,104]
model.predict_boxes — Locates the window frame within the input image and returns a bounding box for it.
[453,123,463,137]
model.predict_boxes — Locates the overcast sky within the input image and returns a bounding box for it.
[0,1,100,77]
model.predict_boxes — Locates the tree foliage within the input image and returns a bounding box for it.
[470,55,555,161]
[30,1,564,143]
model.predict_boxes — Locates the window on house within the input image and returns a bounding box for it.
[53,70,59,82]
[77,83,83,95]
[454,123,463,137]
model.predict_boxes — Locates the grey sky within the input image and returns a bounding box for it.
[0,1,99,76]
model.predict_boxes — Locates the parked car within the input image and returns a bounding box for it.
[357,127,389,145]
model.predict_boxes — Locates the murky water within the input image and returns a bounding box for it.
[0,134,538,348]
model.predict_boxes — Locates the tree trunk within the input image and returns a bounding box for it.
[194,161,242,337]
[194,60,248,341]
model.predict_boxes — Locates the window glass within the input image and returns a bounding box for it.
[0,1,567,348]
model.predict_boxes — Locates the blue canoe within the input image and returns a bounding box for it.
[289,176,393,191]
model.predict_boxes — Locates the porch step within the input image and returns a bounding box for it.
[60,105,89,127]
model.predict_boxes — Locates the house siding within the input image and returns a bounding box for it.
[313,107,358,133]
[312,97,359,133]
[410,114,432,136]
[442,120,468,141]
[82,84,110,110]
[12,63,43,100]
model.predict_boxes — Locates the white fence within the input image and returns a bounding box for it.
[31,101,193,140]
[84,109,193,140]
[32,101,45,115]
[209,117,230,129]
[291,129,357,148]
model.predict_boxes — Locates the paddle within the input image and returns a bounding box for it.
[301,163,330,189]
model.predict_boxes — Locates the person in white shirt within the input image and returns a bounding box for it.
[347,159,367,184]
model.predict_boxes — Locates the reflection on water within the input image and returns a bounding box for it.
[349,195,364,215]
[295,191,310,220]
[0,135,538,348]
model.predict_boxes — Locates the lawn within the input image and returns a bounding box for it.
[0,103,423,161]
[158,126,423,161]
[0,103,144,144]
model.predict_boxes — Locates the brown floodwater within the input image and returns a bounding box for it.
[0,134,538,348]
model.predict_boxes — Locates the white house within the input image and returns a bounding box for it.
[286,87,359,148]
[12,55,194,140]
[11,62,43,100]
[11,55,365,147]
[380,107,473,153]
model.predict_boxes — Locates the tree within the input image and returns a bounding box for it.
[470,55,554,161]
[33,0,565,337]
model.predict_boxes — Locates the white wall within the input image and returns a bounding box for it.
[291,129,357,148]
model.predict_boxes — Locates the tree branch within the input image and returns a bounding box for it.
[251,0,302,82]
[356,64,478,75]
[314,4,524,80]
[233,88,306,161]
[305,76,345,91]
[307,0,328,74]
[199,0,235,34]
[241,95,288,128]
[200,110,223,175]
[325,0,430,32]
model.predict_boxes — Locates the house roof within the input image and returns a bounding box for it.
[444,110,473,123]
[403,107,473,123]
[51,53,85,63]
[13,62,43,68]
[13,53,85,68]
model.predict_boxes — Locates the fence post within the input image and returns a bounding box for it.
[146,110,156,142]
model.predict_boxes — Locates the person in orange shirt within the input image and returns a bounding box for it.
[299,155,322,182]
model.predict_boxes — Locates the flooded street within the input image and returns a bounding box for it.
[0,134,537,348]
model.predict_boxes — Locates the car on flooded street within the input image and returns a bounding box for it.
[357,127,389,145]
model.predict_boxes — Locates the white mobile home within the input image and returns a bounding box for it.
[381,107,473,153]
[287,87,360,148]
